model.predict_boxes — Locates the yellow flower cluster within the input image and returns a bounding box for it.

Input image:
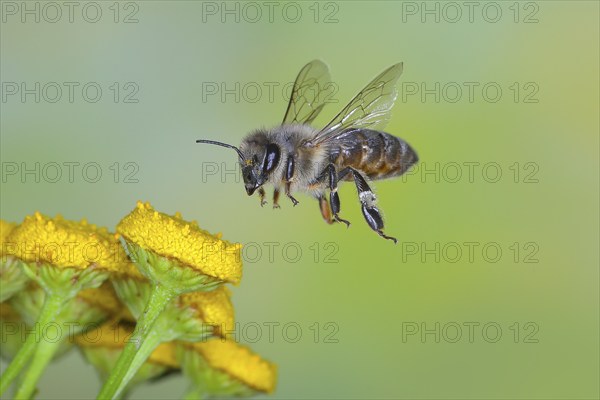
[2,202,277,397]
[179,286,235,337]
[77,282,122,315]
[193,338,277,393]
[117,202,242,283]
[1,220,17,256]
[6,213,127,271]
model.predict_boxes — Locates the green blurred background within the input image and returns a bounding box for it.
[1,1,598,398]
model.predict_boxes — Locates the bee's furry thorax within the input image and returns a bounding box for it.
[239,124,330,196]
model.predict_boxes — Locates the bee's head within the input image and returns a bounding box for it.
[239,132,280,196]
[196,132,280,197]
[240,157,261,196]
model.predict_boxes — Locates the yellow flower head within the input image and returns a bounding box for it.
[6,212,127,271]
[150,342,178,368]
[179,286,234,337]
[77,281,123,315]
[1,220,18,257]
[117,202,242,284]
[75,321,179,368]
[193,338,277,393]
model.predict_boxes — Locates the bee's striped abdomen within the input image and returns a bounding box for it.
[331,129,418,181]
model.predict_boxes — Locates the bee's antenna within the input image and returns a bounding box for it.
[196,139,245,161]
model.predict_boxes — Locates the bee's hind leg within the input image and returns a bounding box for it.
[339,167,397,244]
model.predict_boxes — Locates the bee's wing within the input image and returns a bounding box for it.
[308,63,403,145]
[282,60,332,125]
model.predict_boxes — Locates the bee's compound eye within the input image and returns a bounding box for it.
[263,144,281,174]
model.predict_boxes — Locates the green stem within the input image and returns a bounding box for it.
[0,293,65,395]
[14,331,64,399]
[96,284,174,400]
[116,329,162,396]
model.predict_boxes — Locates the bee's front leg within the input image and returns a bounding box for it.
[258,187,267,207]
[285,155,299,206]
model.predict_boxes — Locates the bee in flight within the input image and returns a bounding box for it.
[197,60,418,243]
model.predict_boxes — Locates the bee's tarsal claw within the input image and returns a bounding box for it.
[377,231,397,244]
[334,216,351,228]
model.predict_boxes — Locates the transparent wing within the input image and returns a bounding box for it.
[282,60,332,125]
[309,63,403,145]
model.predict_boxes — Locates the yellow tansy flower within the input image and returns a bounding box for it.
[192,338,277,393]
[150,342,178,369]
[77,281,123,316]
[1,214,121,398]
[1,220,17,256]
[100,203,244,399]
[179,286,235,337]
[117,202,242,283]
[7,212,127,271]
[1,220,29,303]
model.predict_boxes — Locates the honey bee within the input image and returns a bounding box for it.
[197,60,418,243]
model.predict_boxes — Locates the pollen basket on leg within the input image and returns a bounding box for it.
[359,191,377,208]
